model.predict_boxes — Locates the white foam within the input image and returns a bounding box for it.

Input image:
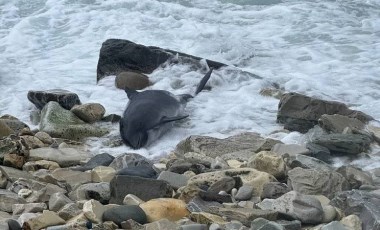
[0,0,379,166]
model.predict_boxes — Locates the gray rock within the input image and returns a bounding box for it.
[234,185,254,201]
[0,166,34,182]
[6,219,21,230]
[12,203,47,215]
[271,143,310,156]
[71,153,114,171]
[0,120,13,139]
[208,176,236,194]
[116,164,157,178]
[0,118,29,134]
[0,190,25,212]
[286,154,333,171]
[321,221,347,230]
[250,218,284,230]
[109,153,152,171]
[288,167,349,199]
[51,168,92,189]
[167,159,208,174]
[144,218,178,230]
[102,205,147,225]
[261,182,291,199]
[275,220,301,230]
[109,175,173,204]
[57,203,81,221]
[101,114,121,123]
[257,191,323,224]
[69,182,110,204]
[187,197,223,213]
[70,103,106,123]
[215,208,278,227]
[312,133,372,154]
[319,114,365,133]
[330,189,380,230]
[306,143,331,163]
[277,92,373,133]
[336,166,373,189]
[27,89,81,110]
[115,72,150,90]
[157,171,188,189]
[180,224,208,230]
[175,132,279,159]
[29,147,90,167]
[39,101,108,140]
[48,193,73,212]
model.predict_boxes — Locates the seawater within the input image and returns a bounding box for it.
[0,0,379,165]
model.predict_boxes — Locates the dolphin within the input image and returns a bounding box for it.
[120,68,213,149]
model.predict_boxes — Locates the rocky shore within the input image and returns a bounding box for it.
[0,39,379,230]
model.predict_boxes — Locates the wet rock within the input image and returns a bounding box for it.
[0,190,25,212]
[312,133,372,154]
[157,171,188,189]
[140,198,190,222]
[29,147,90,167]
[102,205,147,226]
[330,190,380,230]
[258,191,323,224]
[175,132,278,159]
[306,143,331,162]
[13,203,47,215]
[109,175,173,204]
[71,103,106,123]
[248,151,285,179]
[188,168,276,197]
[277,92,373,133]
[116,164,157,179]
[101,114,121,123]
[96,39,226,81]
[39,101,108,140]
[0,121,13,138]
[27,89,81,110]
[319,114,365,133]
[48,193,73,212]
[71,153,114,171]
[109,153,152,171]
[336,166,373,189]
[251,218,284,230]
[22,210,66,230]
[34,131,54,145]
[69,182,110,204]
[0,117,29,134]
[115,72,150,90]
[92,166,116,183]
[272,143,310,156]
[288,167,349,199]
[215,208,278,226]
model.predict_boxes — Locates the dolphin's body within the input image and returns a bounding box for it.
[120,68,213,149]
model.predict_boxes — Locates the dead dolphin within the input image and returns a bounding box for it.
[120,68,213,149]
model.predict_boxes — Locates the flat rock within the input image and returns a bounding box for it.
[29,147,90,167]
[115,72,150,90]
[69,182,110,204]
[336,166,373,189]
[116,165,157,179]
[319,114,365,133]
[157,171,188,189]
[288,167,349,199]
[109,175,173,204]
[22,210,66,230]
[139,198,190,222]
[109,153,152,171]
[13,203,47,215]
[48,193,73,212]
[57,203,81,221]
[0,120,13,138]
[70,103,106,123]
[0,165,34,182]
[275,220,301,230]
[285,154,333,171]
[321,221,347,230]
[0,190,25,212]
[312,133,372,154]
[272,143,310,156]
[102,205,147,226]
[330,189,380,230]
[306,143,331,163]
[71,153,114,172]
[51,168,91,189]
[215,208,277,226]
[27,89,81,110]
[277,92,373,133]
[92,166,116,183]
[40,101,108,140]
[251,218,284,230]
[187,197,223,213]
[175,132,279,159]
[258,191,323,224]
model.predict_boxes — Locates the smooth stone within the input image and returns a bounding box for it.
[216,207,278,226]
[48,193,73,212]
[102,205,147,225]
[321,221,347,230]
[71,153,114,172]
[319,114,365,133]
[271,143,310,156]
[39,101,108,140]
[275,220,301,230]
[312,133,372,154]
[27,89,80,110]
[29,147,90,167]
[234,185,254,201]
[116,164,157,178]
[7,219,22,230]
[91,166,116,183]
[57,203,81,221]
[340,214,362,230]
[287,167,349,199]
[23,160,60,171]
[157,171,188,189]
[109,153,152,171]
[12,203,47,215]
[22,210,65,230]
[257,191,324,224]
[115,71,150,90]
[248,151,285,179]
[70,103,106,123]
[322,204,337,223]
[34,131,54,145]
[123,194,144,206]
[250,218,284,230]
[180,223,208,230]
[227,159,245,168]
[139,198,189,222]
[69,182,110,204]
[109,175,172,204]
[0,190,25,212]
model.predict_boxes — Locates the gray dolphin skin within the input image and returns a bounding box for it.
[120,68,214,149]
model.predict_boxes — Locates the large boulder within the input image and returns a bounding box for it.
[318,114,365,133]
[27,89,81,110]
[96,39,227,81]
[331,190,380,230]
[40,101,108,140]
[277,92,373,133]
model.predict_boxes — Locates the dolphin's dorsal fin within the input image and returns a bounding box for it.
[148,115,189,130]
[124,87,138,99]
[194,67,213,95]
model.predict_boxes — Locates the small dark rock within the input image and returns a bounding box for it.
[27,89,81,110]
[109,153,153,171]
[7,218,22,230]
[102,205,147,226]
[116,165,157,179]
[187,196,223,213]
[198,190,232,203]
[71,153,115,171]
[312,133,372,154]
[261,182,291,199]
[275,220,301,230]
[306,143,331,163]
[101,114,121,123]
[208,176,235,194]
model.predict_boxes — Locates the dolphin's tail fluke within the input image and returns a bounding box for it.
[194,68,213,95]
